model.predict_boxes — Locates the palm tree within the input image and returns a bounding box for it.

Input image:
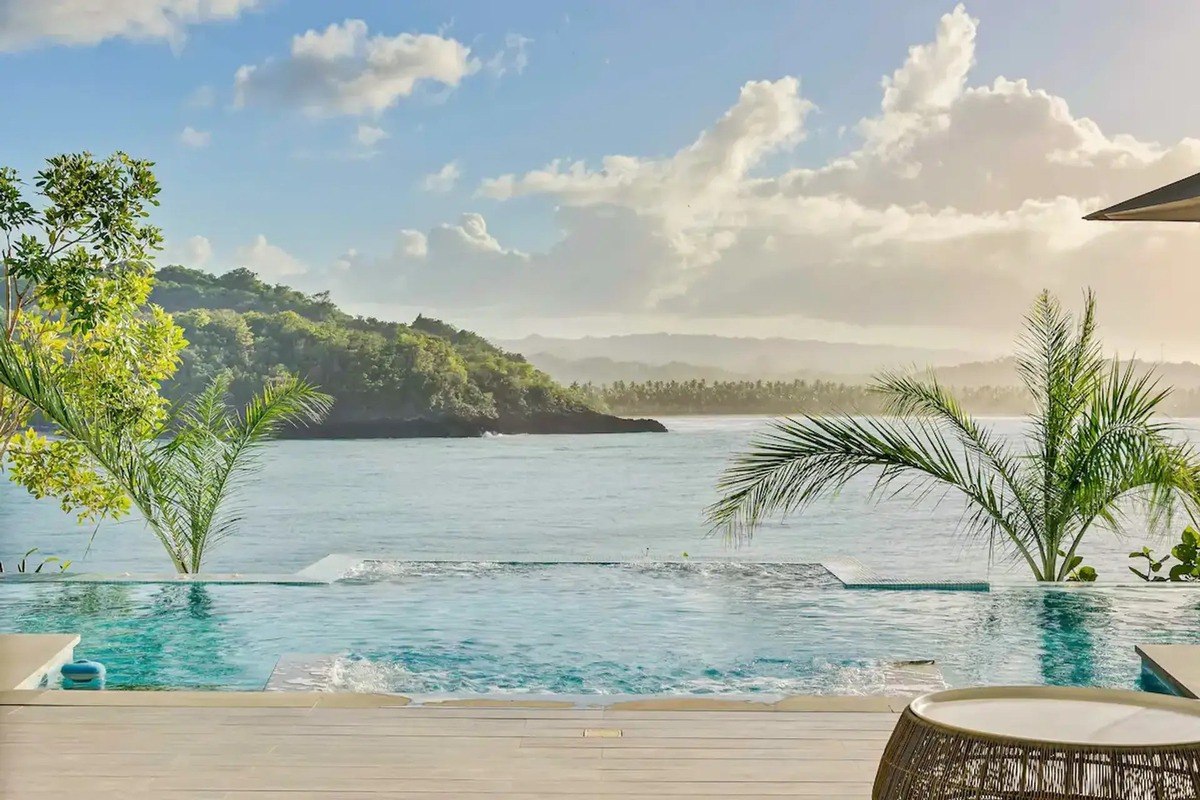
[128,374,332,572]
[707,291,1197,581]
[0,335,331,572]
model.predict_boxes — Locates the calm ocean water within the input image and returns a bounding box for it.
[2,415,1195,580]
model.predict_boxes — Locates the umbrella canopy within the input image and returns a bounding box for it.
[1085,171,1200,222]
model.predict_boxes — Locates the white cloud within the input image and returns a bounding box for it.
[235,234,308,281]
[179,126,211,148]
[398,230,428,258]
[354,124,388,147]
[486,33,532,78]
[164,234,213,268]
[422,161,461,192]
[183,235,212,267]
[233,19,479,117]
[329,4,1200,353]
[0,0,261,52]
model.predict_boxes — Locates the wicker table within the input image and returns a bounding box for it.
[873,686,1200,799]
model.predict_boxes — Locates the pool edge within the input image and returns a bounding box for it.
[0,688,912,712]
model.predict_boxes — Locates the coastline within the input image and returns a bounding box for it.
[278,411,667,438]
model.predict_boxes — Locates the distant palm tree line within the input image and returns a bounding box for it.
[585,378,1200,418]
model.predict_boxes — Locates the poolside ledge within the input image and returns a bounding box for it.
[0,633,79,690]
[1137,644,1200,698]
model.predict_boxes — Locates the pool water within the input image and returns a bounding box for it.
[2,561,1198,694]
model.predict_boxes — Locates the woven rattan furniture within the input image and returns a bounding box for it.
[873,686,1200,799]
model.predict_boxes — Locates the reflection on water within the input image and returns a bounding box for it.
[9,584,265,690]
[1035,591,1107,686]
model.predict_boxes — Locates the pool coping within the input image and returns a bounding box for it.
[0,633,80,691]
[5,553,1200,588]
[1136,644,1200,698]
[0,688,912,712]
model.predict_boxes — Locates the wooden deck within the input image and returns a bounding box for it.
[1,695,897,798]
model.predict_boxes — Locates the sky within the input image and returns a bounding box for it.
[3,0,1200,358]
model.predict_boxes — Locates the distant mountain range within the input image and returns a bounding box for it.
[933,358,1200,390]
[517,354,761,385]
[499,334,1200,391]
[498,334,982,383]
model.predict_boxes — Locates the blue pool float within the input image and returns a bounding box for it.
[60,659,106,690]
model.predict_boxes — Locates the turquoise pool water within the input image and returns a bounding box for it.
[2,561,1198,694]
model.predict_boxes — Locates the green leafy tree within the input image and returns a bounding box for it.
[0,155,330,572]
[1,153,185,522]
[708,291,1198,581]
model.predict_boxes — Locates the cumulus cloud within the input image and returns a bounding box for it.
[182,235,212,267]
[0,0,261,52]
[422,161,461,192]
[179,126,211,148]
[233,19,480,117]
[235,235,308,281]
[330,3,1200,352]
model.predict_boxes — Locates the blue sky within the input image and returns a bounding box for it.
[3,1,1200,354]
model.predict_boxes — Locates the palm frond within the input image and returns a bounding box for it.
[167,375,331,571]
[706,413,1043,575]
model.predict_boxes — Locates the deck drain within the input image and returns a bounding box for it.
[583,728,622,738]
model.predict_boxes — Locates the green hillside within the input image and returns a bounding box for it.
[152,267,663,436]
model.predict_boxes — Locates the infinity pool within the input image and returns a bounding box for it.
[2,561,1198,695]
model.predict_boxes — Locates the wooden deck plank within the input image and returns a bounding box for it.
[0,701,892,799]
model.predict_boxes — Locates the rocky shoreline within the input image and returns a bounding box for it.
[279,411,667,439]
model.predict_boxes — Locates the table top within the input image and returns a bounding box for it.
[911,686,1200,746]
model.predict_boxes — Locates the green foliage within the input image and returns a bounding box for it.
[1130,526,1200,582]
[1,153,186,524]
[154,266,340,321]
[154,267,593,425]
[708,291,1198,582]
[0,548,72,574]
[1058,550,1097,582]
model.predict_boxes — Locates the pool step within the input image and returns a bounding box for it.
[265,652,946,699]
[266,654,338,691]
[881,660,944,695]
[823,557,989,591]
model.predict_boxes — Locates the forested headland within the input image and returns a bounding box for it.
[152,267,665,437]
